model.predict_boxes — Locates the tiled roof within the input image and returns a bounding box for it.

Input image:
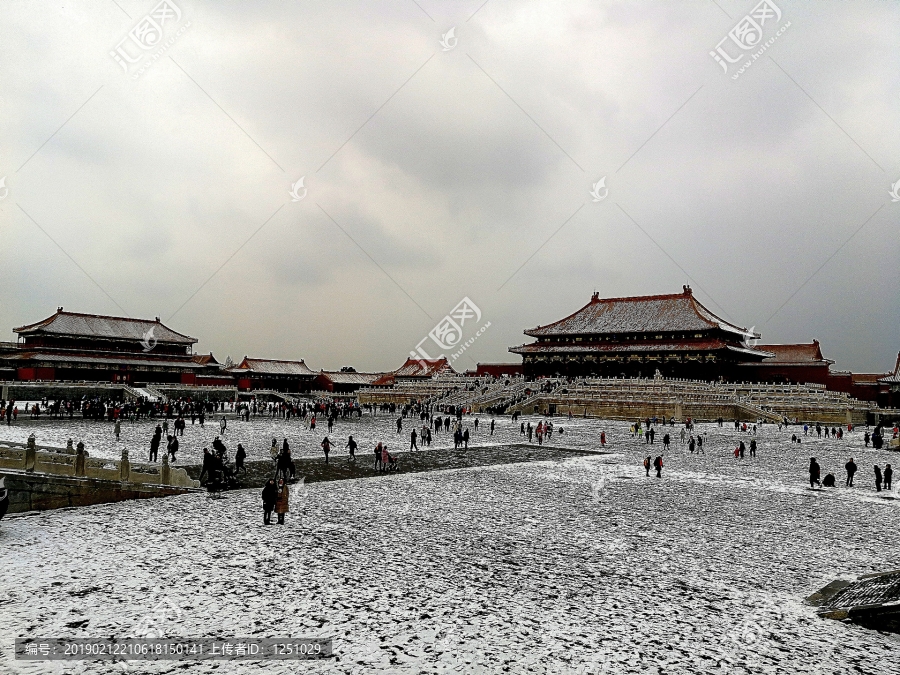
[15,310,196,345]
[510,339,773,357]
[754,342,832,365]
[525,289,755,339]
[394,358,455,378]
[371,374,396,386]
[192,353,220,366]
[234,358,316,376]
[319,371,386,385]
[880,353,900,383]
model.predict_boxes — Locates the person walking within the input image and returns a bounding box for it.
[274,479,289,524]
[697,435,704,453]
[199,448,212,484]
[463,428,470,449]
[114,419,121,441]
[490,419,495,436]
[149,425,162,462]
[653,455,663,478]
[374,442,382,471]
[874,465,883,492]
[601,431,606,447]
[688,436,696,453]
[220,416,227,435]
[749,439,756,458]
[845,458,857,487]
[643,455,651,477]
[235,443,246,475]
[663,433,670,451]
[262,478,277,525]
[884,464,893,491]
[809,458,821,488]
[167,434,179,463]
[321,437,331,464]
[346,435,357,462]
[410,429,418,451]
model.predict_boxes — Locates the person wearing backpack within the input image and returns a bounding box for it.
[643,456,651,477]
[653,455,663,478]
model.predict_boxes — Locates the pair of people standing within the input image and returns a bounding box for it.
[262,478,289,524]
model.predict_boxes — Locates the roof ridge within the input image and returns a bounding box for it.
[244,357,307,363]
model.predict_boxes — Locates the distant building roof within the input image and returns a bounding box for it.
[318,371,386,385]
[393,357,455,378]
[15,309,196,345]
[754,341,833,366]
[192,353,221,366]
[233,357,316,377]
[371,374,395,386]
[879,352,900,384]
[525,288,756,339]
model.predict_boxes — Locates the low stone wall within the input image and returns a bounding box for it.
[1,470,198,514]
[0,435,198,489]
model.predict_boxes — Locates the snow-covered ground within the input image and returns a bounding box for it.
[2,419,899,674]
[0,412,614,464]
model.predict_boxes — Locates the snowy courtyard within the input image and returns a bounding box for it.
[2,418,899,674]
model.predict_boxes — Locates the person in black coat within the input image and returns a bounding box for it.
[809,458,821,488]
[199,448,213,484]
[874,465,883,492]
[844,458,857,487]
[149,425,162,462]
[261,478,277,525]
[884,464,893,491]
[235,444,246,475]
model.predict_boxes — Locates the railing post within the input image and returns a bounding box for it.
[25,433,36,472]
[161,453,171,485]
[120,448,131,482]
[75,445,86,477]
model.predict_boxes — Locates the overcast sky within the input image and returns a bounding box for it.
[1,0,898,373]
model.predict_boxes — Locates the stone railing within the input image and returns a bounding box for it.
[0,434,199,488]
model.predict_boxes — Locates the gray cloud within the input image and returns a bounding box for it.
[1,0,898,374]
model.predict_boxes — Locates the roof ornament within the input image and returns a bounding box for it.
[682,285,692,295]
[57,306,63,312]
[591,291,600,302]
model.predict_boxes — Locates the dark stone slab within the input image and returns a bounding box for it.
[808,570,900,633]
[183,443,599,489]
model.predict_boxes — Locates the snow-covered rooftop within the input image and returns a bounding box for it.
[525,289,756,339]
